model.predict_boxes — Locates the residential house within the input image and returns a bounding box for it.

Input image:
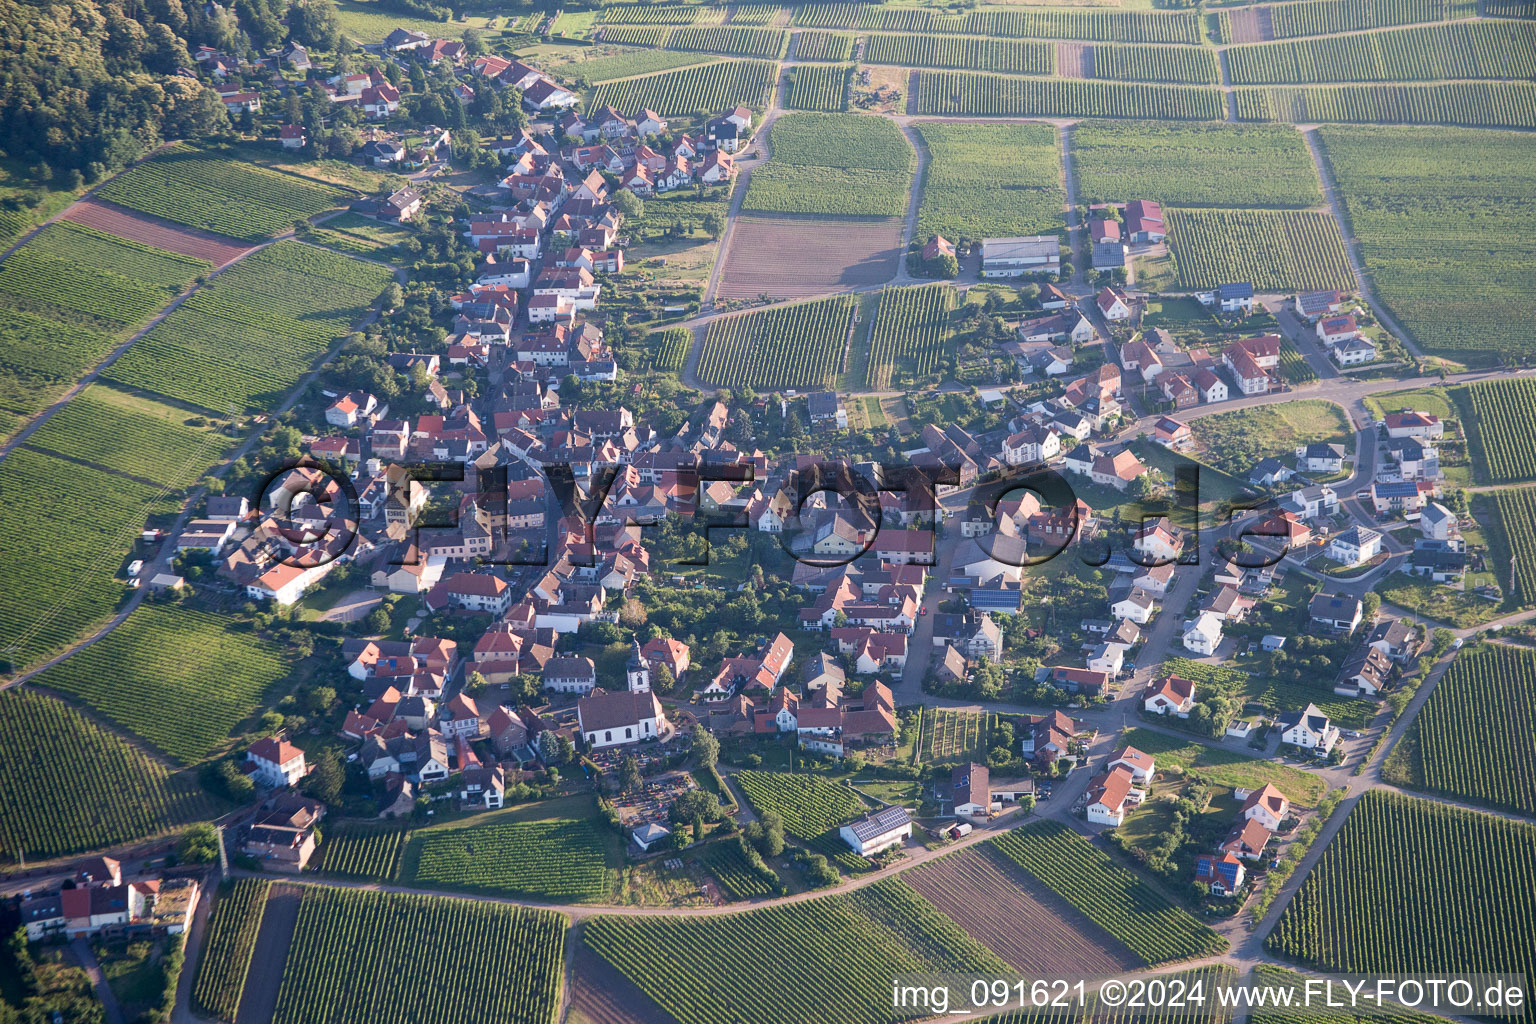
[1183,611,1223,656]
[543,655,598,694]
[1384,411,1443,440]
[1097,286,1132,320]
[1195,851,1246,895]
[1296,442,1346,474]
[1108,746,1155,783]
[952,762,991,820]
[1085,765,1142,826]
[1144,674,1195,716]
[839,806,911,857]
[1215,282,1255,312]
[1241,783,1291,830]
[1309,592,1363,635]
[1278,703,1339,753]
[1327,525,1382,567]
[247,736,306,787]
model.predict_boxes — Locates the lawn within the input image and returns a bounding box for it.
[1072,120,1323,208]
[743,112,914,218]
[1188,400,1351,480]
[914,121,1064,244]
[1119,728,1327,805]
[1379,571,1503,629]
[332,0,495,42]
[0,157,81,251]
[307,212,414,259]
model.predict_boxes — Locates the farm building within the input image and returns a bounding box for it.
[840,806,912,857]
[980,236,1059,278]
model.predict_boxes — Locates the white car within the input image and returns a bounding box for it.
[127,559,145,578]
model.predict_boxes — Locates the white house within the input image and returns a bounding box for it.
[1110,587,1155,625]
[1384,411,1443,440]
[1108,745,1156,784]
[1332,336,1377,366]
[1327,525,1382,567]
[1420,502,1458,541]
[543,656,598,694]
[1278,703,1339,754]
[1085,765,1142,826]
[1097,286,1132,321]
[247,737,306,788]
[1182,612,1223,656]
[840,806,912,856]
[577,688,668,750]
[1144,674,1195,716]
[1240,783,1290,831]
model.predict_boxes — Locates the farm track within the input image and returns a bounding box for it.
[233,883,301,1024]
[891,121,930,284]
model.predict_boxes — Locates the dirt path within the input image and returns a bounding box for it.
[890,121,931,284]
[234,883,302,1024]
[1055,42,1090,78]
[1059,123,1086,291]
[70,939,128,1024]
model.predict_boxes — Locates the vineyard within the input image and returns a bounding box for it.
[410,818,611,900]
[1388,646,1536,816]
[914,121,1064,242]
[863,34,1054,75]
[864,284,959,390]
[793,30,854,61]
[1091,44,1221,84]
[271,887,566,1024]
[24,384,236,489]
[1236,81,1536,128]
[106,241,393,414]
[697,294,854,390]
[1270,0,1476,38]
[1317,126,1536,364]
[914,72,1225,120]
[784,63,852,111]
[599,3,710,24]
[666,25,788,57]
[701,838,781,900]
[312,825,411,879]
[793,4,1203,43]
[0,448,180,669]
[598,25,666,46]
[915,707,991,764]
[563,48,712,83]
[192,878,270,1022]
[1268,791,1536,986]
[1227,20,1536,84]
[0,220,211,441]
[1071,121,1322,208]
[646,326,692,371]
[95,145,349,242]
[1250,965,1442,1024]
[30,603,291,764]
[590,60,777,117]
[583,879,1007,1024]
[729,4,780,26]
[744,112,914,217]
[1165,208,1354,291]
[733,770,868,841]
[990,822,1227,965]
[1464,377,1536,481]
[0,689,220,861]
[1490,488,1536,601]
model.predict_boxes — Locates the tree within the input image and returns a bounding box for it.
[611,190,644,219]
[1362,591,1381,622]
[365,606,391,633]
[689,722,719,769]
[702,211,724,238]
[304,686,336,715]
[672,787,721,823]
[461,27,486,55]
[756,810,785,857]
[620,755,643,794]
[538,729,565,764]
[306,749,344,803]
[691,811,705,843]
[179,823,220,864]
[289,0,342,49]
[465,671,488,695]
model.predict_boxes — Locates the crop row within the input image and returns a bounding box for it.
[1466,377,1536,482]
[702,836,781,899]
[729,4,781,26]
[1091,43,1221,84]
[697,294,853,390]
[864,33,1054,75]
[590,59,777,117]
[106,241,392,414]
[1268,791,1536,983]
[583,879,1005,1024]
[1228,20,1536,84]
[192,879,271,1022]
[312,825,411,879]
[794,29,854,61]
[1166,208,1354,292]
[915,71,1225,119]
[1411,645,1536,816]
[647,326,692,370]
[918,707,990,762]
[411,818,609,900]
[0,689,220,861]
[733,769,867,840]
[1235,81,1536,128]
[914,121,1065,242]
[30,603,291,764]
[784,63,852,111]
[1270,0,1476,39]
[667,25,787,57]
[95,145,348,242]
[793,3,1202,43]
[599,24,667,46]
[272,887,566,1024]
[865,284,958,390]
[599,3,710,24]
[990,821,1226,965]
[1493,488,1536,602]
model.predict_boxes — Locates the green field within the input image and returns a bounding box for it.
[733,770,868,841]
[1268,0,1477,39]
[1189,400,1351,478]
[1318,126,1536,364]
[409,817,611,900]
[271,887,566,1024]
[697,293,854,390]
[0,160,79,251]
[106,241,393,414]
[1237,81,1536,128]
[1228,20,1536,84]
[589,59,777,117]
[0,689,220,861]
[306,211,414,258]
[990,821,1226,965]
[864,284,960,390]
[1159,657,1378,730]
[583,879,1007,1024]
[0,448,180,670]
[311,824,412,880]
[1465,378,1536,482]
[1488,487,1536,600]
[561,48,715,84]
[192,879,270,1022]
[1092,44,1221,84]
[95,146,349,242]
[915,72,1226,119]
[1166,208,1354,292]
[331,0,494,42]
[1268,791,1536,986]
[30,603,291,764]
[915,122,1064,243]
[863,33,1054,74]
[1385,646,1536,816]
[0,221,210,440]
[1119,729,1327,805]
[783,63,851,111]
[1071,121,1322,208]
[24,385,236,489]
[744,113,914,218]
